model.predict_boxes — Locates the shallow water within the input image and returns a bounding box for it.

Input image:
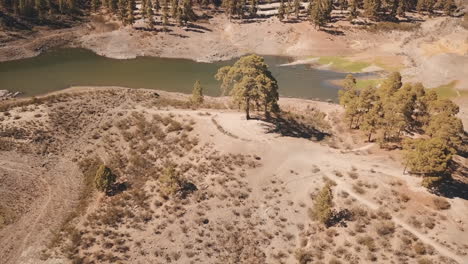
[0,48,349,100]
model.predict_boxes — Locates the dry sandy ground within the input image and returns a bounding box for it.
[0,87,467,264]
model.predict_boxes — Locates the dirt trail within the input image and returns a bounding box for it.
[211,111,468,264]
[327,172,466,264]
[0,154,82,264]
[0,162,52,258]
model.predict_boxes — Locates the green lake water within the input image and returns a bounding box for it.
[0,48,350,101]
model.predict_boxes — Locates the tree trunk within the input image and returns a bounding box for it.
[245,97,250,120]
[367,132,372,142]
[403,161,408,175]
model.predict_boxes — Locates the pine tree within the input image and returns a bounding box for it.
[177,6,183,25]
[309,0,332,28]
[118,0,127,21]
[379,71,402,100]
[310,183,334,226]
[349,0,359,18]
[356,84,379,128]
[338,74,360,128]
[397,0,405,16]
[278,0,285,20]
[35,0,47,18]
[182,0,197,21]
[142,0,148,18]
[361,105,380,142]
[249,0,257,17]
[146,0,156,29]
[294,0,300,18]
[215,55,280,119]
[425,113,463,154]
[127,0,135,25]
[191,80,204,105]
[417,0,435,14]
[339,0,348,13]
[171,0,178,18]
[92,0,100,12]
[94,165,117,194]
[428,98,459,116]
[403,137,452,176]
[154,0,161,12]
[162,0,169,28]
[443,0,455,16]
[364,0,381,19]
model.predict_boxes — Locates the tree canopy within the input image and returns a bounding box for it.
[310,183,334,226]
[94,165,117,194]
[215,54,279,119]
[190,80,204,105]
[338,71,464,189]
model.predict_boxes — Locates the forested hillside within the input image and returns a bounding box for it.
[0,0,463,29]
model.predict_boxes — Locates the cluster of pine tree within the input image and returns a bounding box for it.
[222,0,258,19]
[0,0,201,27]
[304,0,459,28]
[0,0,459,28]
[339,72,464,188]
[0,0,80,20]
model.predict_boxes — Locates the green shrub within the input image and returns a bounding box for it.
[310,183,334,226]
[94,165,116,193]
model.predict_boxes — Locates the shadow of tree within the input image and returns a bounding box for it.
[260,114,330,141]
[321,27,345,36]
[186,22,212,32]
[107,181,130,196]
[328,209,353,227]
[435,160,468,200]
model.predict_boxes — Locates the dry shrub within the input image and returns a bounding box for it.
[352,184,365,194]
[418,257,433,264]
[432,197,450,210]
[294,249,314,264]
[365,22,420,32]
[356,235,376,252]
[413,242,426,255]
[375,221,395,236]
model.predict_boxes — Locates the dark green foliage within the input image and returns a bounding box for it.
[403,137,452,175]
[338,71,464,188]
[215,54,280,119]
[364,0,381,18]
[94,164,117,193]
[158,164,196,198]
[278,0,285,20]
[309,0,332,28]
[190,80,204,105]
[310,183,334,226]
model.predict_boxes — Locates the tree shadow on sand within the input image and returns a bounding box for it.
[106,182,130,196]
[434,160,468,200]
[259,115,330,141]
